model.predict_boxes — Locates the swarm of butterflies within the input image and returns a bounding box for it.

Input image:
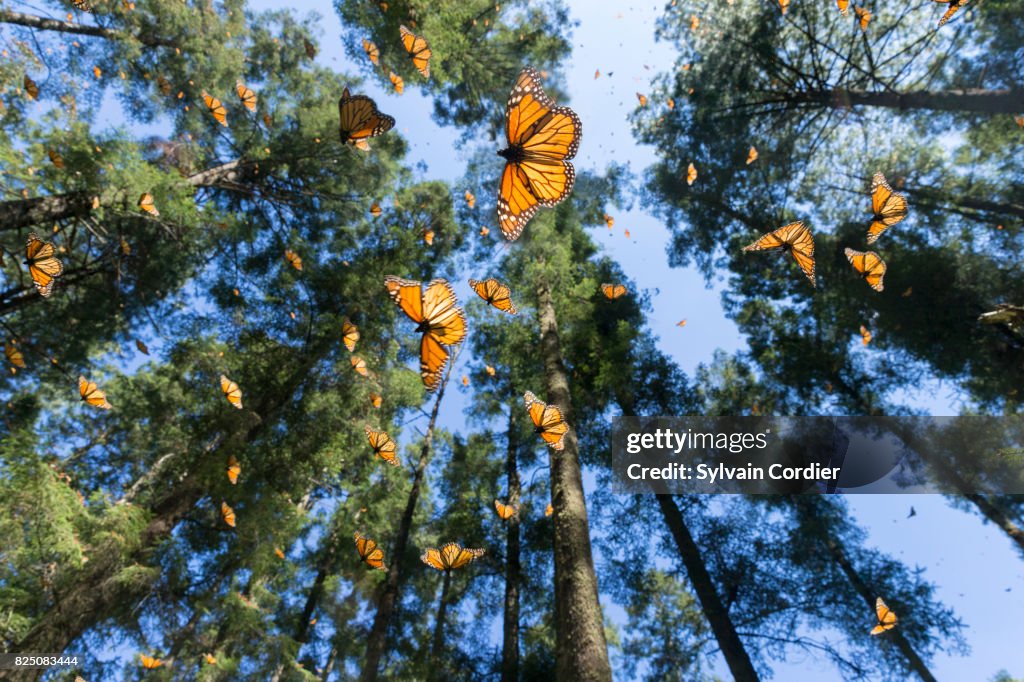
[777,0,969,28]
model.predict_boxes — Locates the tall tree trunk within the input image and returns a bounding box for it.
[535,283,612,682]
[655,495,761,682]
[428,570,453,681]
[501,406,522,682]
[790,87,1024,114]
[360,379,449,682]
[0,9,177,47]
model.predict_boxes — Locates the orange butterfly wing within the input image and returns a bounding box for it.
[399,25,431,78]
[220,374,243,409]
[844,248,886,292]
[469,278,518,314]
[341,317,360,352]
[202,91,228,126]
[354,532,388,570]
[236,81,257,111]
[867,172,908,244]
[365,426,399,466]
[221,501,236,527]
[870,597,897,634]
[226,455,241,484]
[78,375,112,409]
[524,390,568,450]
[743,222,816,287]
[338,88,395,144]
[25,233,64,297]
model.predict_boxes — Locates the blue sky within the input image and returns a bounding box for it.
[80,0,1024,677]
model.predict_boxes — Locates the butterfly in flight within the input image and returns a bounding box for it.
[778,0,790,14]
[465,190,476,209]
[338,88,395,147]
[236,80,257,111]
[139,654,163,669]
[284,249,303,271]
[854,5,871,30]
[384,276,466,391]
[836,0,849,15]
[867,172,908,244]
[204,653,218,665]
[934,0,968,26]
[341,317,360,352]
[601,283,627,300]
[24,233,64,297]
[351,356,369,377]
[389,71,404,94]
[369,393,382,408]
[23,75,39,100]
[226,455,241,485]
[202,91,228,126]
[494,499,518,520]
[870,597,897,635]
[746,146,758,164]
[743,221,816,287]
[79,376,112,409]
[545,503,554,517]
[362,39,380,65]
[844,248,886,292]
[365,426,399,466]
[421,542,485,571]
[497,67,582,241]
[221,501,236,527]
[138,192,160,216]
[686,162,697,186]
[859,325,872,346]
[469,278,518,314]
[399,25,431,78]
[220,374,243,409]
[355,531,388,570]
[5,341,25,369]
[524,390,569,451]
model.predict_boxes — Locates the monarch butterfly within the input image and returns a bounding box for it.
[5,341,25,369]
[686,162,697,186]
[496,67,582,241]
[934,0,968,26]
[204,653,218,665]
[462,375,470,387]
[524,390,569,451]
[870,597,897,635]
[636,92,648,107]
[604,214,614,228]
[469,278,518,314]
[369,202,383,217]
[23,75,39,100]
[1015,114,1024,129]
[867,172,908,244]
[746,146,758,164]
[365,425,399,466]
[135,338,149,355]
[399,25,431,78]
[370,392,382,408]
[362,39,380,65]
[351,356,369,377]
[742,221,816,287]
[283,249,303,271]
[79,376,112,409]
[138,192,160,216]
[479,226,490,236]
[221,501,236,527]
[844,248,886,292]
[24,233,64,297]
[420,542,485,571]
[601,283,627,300]
[677,319,687,327]
[690,15,700,31]
[303,38,317,59]
[220,374,243,409]
[485,365,496,376]
[338,88,395,146]
[544,503,554,517]
[837,0,849,14]
[778,0,789,14]
[384,276,467,391]
[72,0,93,10]
[341,317,359,352]
[139,654,163,669]
[494,499,518,520]
[226,454,241,484]
[854,5,870,30]
[389,71,404,94]
[236,80,257,111]
[274,546,285,559]
[465,190,476,209]
[860,325,872,346]
[202,91,228,126]
[354,531,388,571]
[48,148,65,168]
[423,230,435,245]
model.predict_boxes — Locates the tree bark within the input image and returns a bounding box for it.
[655,495,761,682]
[789,87,1024,114]
[0,10,178,48]
[428,570,453,681]
[500,406,522,682]
[535,283,612,682]
[360,380,449,682]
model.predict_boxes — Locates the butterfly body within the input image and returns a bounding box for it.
[338,88,395,145]
[524,390,569,450]
[25,233,64,297]
[384,276,466,391]
[743,221,816,287]
[870,596,897,634]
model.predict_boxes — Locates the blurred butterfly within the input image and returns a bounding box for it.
[844,248,886,292]
[351,356,369,377]
[23,75,39,100]
[221,501,236,527]
[284,249,302,271]
[72,0,93,10]
[485,365,496,376]
[139,655,163,669]
[423,230,435,245]
[202,91,228,126]
[354,531,388,570]
[690,15,700,31]
[236,80,257,112]
[370,202,382,217]
[867,172,907,244]
[226,454,241,484]
[594,69,600,79]
[677,319,687,327]
[138,192,159,216]
[494,499,518,520]
[902,287,913,297]
[369,393,382,408]
[421,542,485,571]
[636,92,648,107]
[157,75,172,95]
[544,503,554,517]
[462,375,470,387]
[870,597,897,635]
[389,71,404,94]
[465,190,476,209]
[204,653,217,665]
[854,6,870,30]
[399,25,431,78]
[859,325,872,346]
[778,0,789,14]
[746,146,758,164]
[604,214,614,228]
[220,374,243,409]
[837,0,849,14]
[25,233,64,297]
[524,390,568,451]
[743,221,816,287]
[601,283,627,300]
[338,88,395,146]
[384,276,467,391]
[341,317,359,352]
[667,97,675,109]
[479,226,490,236]
[1015,115,1024,128]
[79,376,112,409]
[497,67,582,241]
[935,0,967,26]
[135,338,149,355]
[5,341,25,369]
[303,38,317,59]
[469,278,518,314]
[686,162,697,186]
[274,547,285,559]
[48,148,65,169]
[362,39,380,65]
[365,426,399,466]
